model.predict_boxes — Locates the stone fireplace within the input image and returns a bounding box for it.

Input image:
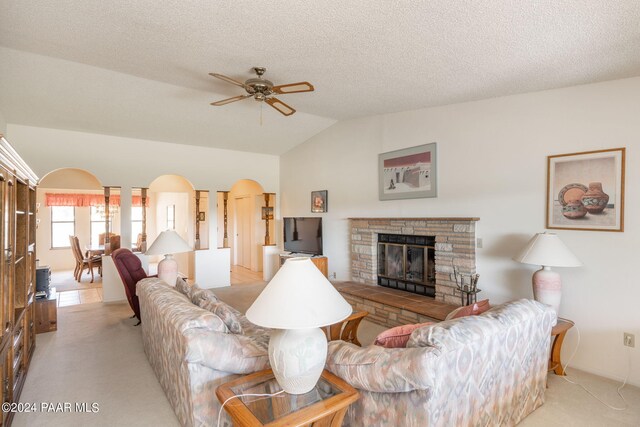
[350,217,479,305]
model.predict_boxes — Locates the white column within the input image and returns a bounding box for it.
[120,186,132,250]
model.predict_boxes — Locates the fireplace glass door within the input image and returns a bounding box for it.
[405,246,424,283]
[377,234,436,297]
[378,244,406,279]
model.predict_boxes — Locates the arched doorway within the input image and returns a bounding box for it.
[225,179,265,272]
[147,174,195,279]
[37,168,109,305]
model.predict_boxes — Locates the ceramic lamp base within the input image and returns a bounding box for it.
[269,328,327,394]
[157,254,178,286]
[532,266,561,314]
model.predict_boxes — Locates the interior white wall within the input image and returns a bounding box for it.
[8,124,279,287]
[0,110,6,135]
[280,76,640,387]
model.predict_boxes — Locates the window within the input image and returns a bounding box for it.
[51,206,75,248]
[131,206,143,243]
[90,206,106,247]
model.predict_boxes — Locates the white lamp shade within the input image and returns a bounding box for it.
[146,230,192,256]
[513,232,582,267]
[246,257,352,329]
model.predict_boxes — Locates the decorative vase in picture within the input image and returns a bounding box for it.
[581,182,609,214]
[562,200,587,219]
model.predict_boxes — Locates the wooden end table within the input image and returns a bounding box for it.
[35,287,57,334]
[216,369,359,427]
[324,311,368,346]
[549,318,574,375]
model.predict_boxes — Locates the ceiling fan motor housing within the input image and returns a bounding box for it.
[245,77,274,99]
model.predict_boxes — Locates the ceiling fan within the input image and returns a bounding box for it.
[209,67,314,116]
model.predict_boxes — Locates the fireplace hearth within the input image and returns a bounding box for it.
[377,234,436,297]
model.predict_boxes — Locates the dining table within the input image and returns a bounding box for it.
[85,244,105,257]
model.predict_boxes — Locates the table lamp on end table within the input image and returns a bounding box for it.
[513,232,581,314]
[246,257,352,395]
[146,230,192,286]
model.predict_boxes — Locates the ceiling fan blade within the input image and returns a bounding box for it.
[265,97,296,116]
[272,81,315,94]
[210,95,251,106]
[209,73,246,88]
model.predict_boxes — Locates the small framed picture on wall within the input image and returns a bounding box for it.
[311,190,328,213]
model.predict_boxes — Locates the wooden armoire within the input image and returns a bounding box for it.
[0,135,38,426]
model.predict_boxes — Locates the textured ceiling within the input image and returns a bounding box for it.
[1,1,640,154]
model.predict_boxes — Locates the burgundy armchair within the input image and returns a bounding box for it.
[112,248,148,324]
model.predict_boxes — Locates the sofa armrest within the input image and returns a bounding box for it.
[184,329,270,374]
[325,341,438,393]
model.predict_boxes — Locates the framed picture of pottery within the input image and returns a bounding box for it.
[379,143,437,200]
[546,148,625,232]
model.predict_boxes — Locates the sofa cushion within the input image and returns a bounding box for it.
[445,299,490,320]
[191,287,219,305]
[199,300,243,334]
[184,329,270,374]
[374,322,434,348]
[175,278,198,300]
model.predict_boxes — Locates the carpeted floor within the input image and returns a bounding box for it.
[14,302,178,427]
[14,286,640,426]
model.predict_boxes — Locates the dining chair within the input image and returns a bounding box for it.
[133,233,143,252]
[109,235,121,251]
[69,235,102,283]
[98,232,116,246]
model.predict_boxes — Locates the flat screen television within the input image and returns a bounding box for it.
[283,217,323,255]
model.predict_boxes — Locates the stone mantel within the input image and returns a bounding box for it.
[350,217,478,305]
[349,217,480,222]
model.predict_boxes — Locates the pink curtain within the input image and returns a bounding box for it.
[45,193,149,207]
[132,196,150,207]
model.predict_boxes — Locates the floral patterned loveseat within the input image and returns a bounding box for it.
[326,299,557,426]
[137,278,270,427]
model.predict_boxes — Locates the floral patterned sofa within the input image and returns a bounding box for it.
[137,278,270,427]
[326,299,557,426]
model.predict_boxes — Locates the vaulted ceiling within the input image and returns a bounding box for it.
[1,1,639,154]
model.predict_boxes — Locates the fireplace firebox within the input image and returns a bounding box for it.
[377,234,436,297]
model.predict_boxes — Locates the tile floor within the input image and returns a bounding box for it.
[49,269,104,307]
[57,287,104,307]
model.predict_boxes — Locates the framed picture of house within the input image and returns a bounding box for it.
[311,190,328,213]
[379,143,437,200]
[546,148,625,232]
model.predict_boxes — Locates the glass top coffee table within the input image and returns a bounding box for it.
[216,369,359,426]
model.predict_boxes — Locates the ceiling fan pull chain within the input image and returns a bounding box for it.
[260,102,263,126]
